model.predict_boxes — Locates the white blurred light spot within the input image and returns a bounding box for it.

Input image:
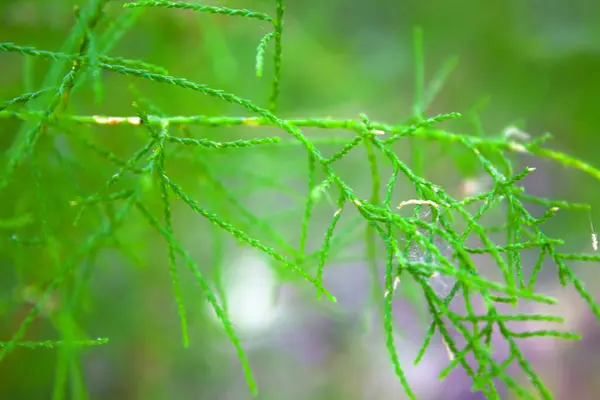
[209,252,281,336]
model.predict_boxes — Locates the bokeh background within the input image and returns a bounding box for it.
[1,0,600,399]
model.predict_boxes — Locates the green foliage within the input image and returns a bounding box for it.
[1,1,599,399]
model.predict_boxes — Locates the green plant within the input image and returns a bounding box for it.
[1,1,599,399]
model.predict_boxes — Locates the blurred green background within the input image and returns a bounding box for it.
[1,1,600,399]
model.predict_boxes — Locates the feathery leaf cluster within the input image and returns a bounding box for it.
[1,1,599,399]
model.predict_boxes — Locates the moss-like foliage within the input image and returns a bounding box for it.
[1,1,599,399]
